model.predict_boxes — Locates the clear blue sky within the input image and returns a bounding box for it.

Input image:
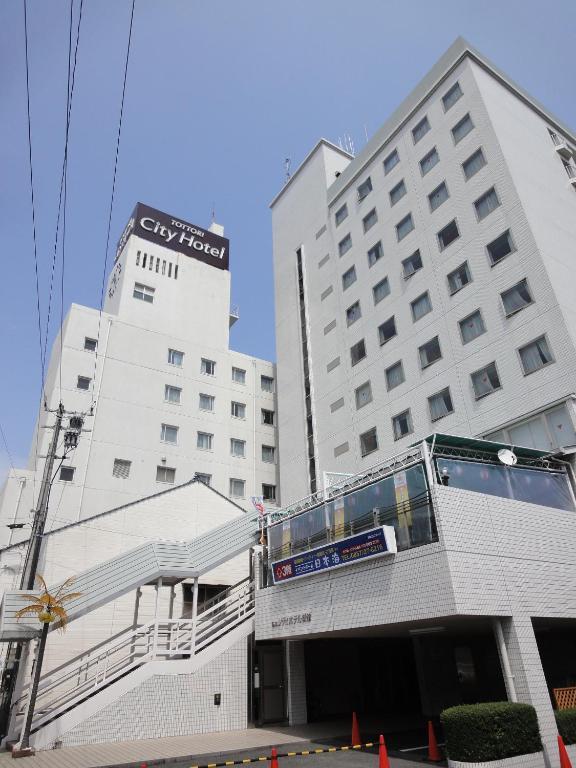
[1,0,575,477]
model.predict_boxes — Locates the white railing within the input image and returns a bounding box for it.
[14,578,254,734]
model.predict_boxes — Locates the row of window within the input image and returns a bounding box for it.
[135,251,179,279]
[195,431,276,463]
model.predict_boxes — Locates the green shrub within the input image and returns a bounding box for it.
[441,701,542,762]
[556,709,576,745]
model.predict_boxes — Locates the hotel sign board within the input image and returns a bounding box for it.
[271,525,397,585]
[115,202,229,270]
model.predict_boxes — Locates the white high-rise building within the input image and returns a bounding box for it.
[271,37,576,503]
[0,204,279,545]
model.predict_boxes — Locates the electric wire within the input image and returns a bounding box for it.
[0,422,15,472]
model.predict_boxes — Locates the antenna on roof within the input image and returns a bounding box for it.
[343,132,355,156]
[210,202,216,224]
[284,158,291,183]
[364,124,369,144]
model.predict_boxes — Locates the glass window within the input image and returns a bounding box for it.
[419,336,442,369]
[161,423,178,444]
[231,401,246,418]
[357,176,373,201]
[168,348,184,366]
[462,148,486,180]
[396,214,414,241]
[383,149,399,174]
[392,410,413,440]
[195,473,211,486]
[420,147,439,176]
[335,203,348,226]
[112,459,131,479]
[231,438,246,458]
[346,300,361,326]
[324,318,336,336]
[447,262,471,295]
[428,388,454,421]
[261,375,274,393]
[350,339,366,366]
[363,208,378,232]
[367,240,383,267]
[229,478,245,498]
[330,397,345,413]
[372,276,390,304]
[262,445,276,463]
[321,285,333,302]
[165,384,181,404]
[197,431,213,450]
[471,362,501,398]
[437,219,460,250]
[475,187,501,220]
[84,337,97,352]
[232,367,246,384]
[360,427,378,457]
[77,376,91,390]
[459,309,486,344]
[386,361,405,391]
[442,81,463,111]
[402,249,423,279]
[133,282,155,303]
[59,466,75,482]
[519,337,553,375]
[156,466,176,484]
[355,381,372,410]
[262,483,276,501]
[201,358,216,375]
[338,233,352,257]
[428,181,449,212]
[342,266,357,291]
[262,408,275,425]
[199,393,215,411]
[412,116,430,143]
[389,179,407,206]
[411,292,432,321]
[487,230,514,265]
[501,279,533,316]
[378,316,396,345]
[452,113,474,144]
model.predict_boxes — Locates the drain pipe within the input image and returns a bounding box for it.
[493,618,517,702]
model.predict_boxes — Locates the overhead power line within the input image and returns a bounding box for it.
[0,422,15,473]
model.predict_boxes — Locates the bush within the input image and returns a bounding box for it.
[441,701,542,762]
[556,709,576,745]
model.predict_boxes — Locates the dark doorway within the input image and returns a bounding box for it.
[257,642,286,724]
[534,618,576,703]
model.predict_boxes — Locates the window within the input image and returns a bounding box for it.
[231,438,246,458]
[84,337,97,352]
[156,466,176,484]
[355,381,372,410]
[321,286,333,302]
[383,149,399,175]
[199,393,215,411]
[474,187,500,220]
[411,292,432,321]
[420,147,439,176]
[501,279,533,316]
[59,466,75,482]
[133,283,155,303]
[335,203,348,226]
[161,423,178,444]
[262,445,276,463]
[338,233,352,257]
[262,408,275,425]
[164,384,181,404]
[447,262,472,295]
[392,410,413,440]
[372,276,390,304]
[261,375,274,393]
[231,401,246,419]
[360,427,378,457]
[402,249,423,279]
[318,254,330,269]
[462,148,486,180]
[342,266,357,291]
[452,113,474,143]
[385,361,404,391]
[459,310,486,344]
[412,116,430,143]
[396,213,414,241]
[442,81,463,111]
[367,240,383,268]
[112,459,131,479]
[262,483,276,501]
[429,388,454,422]
[389,179,407,206]
[232,367,246,384]
[471,362,501,399]
[350,339,366,366]
[201,358,216,375]
[331,397,345,413]
[346,301,361,326]
[363,208,378,232]
[77,376,91,390]
[327,357,340,372]
[229,478,245,498]
[378,316,396,345]
[168,348,184,366]
[437,219,460,250]
[357,177,372,201]
[519,337,553,375]
[195,473,211,486]
[487,229,514,265]
[419,336,442,369]
[324,319,336,335]
[428,181,449,212]
[197,431,213,450]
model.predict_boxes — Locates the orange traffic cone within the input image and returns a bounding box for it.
[559,735,573,768]
[378,734,390,768]
[351,711,361,746]
[270,746,279,768]
[427,720,441,762]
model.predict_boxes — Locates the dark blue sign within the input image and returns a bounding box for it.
[271,526,396,585]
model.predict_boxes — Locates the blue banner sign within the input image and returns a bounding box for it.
[271,526,397,585]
